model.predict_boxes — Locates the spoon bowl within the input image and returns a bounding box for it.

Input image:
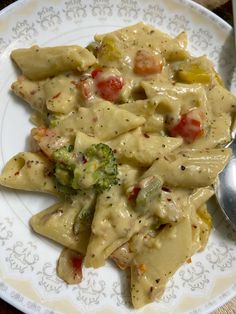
[215,138,236,229]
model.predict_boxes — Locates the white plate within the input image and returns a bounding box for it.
[0,0,236,313]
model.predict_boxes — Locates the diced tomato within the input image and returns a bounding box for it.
[91,68,124,102]
[128,186,141,201]
[91,68,103,79]
[71,255,83,272]
[169,111,203,143]
[96,75,124,102]
[134,49,163,76]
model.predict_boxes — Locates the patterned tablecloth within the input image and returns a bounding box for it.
[0,0,235,313]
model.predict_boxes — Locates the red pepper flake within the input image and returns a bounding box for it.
[143,133,150,138]
[14,171,20,176]
[187,257,192,264]
[128,186,141,201]
[52,92,61,99]
[82,155,87,164]
[167,198,172,202]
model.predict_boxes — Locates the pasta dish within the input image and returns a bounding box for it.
[0,23,235,308]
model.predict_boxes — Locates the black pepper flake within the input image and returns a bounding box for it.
[155,279,160,284]
[162,186,171,192]
[181,165,186,171]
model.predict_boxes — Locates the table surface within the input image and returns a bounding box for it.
[0,0,235,313]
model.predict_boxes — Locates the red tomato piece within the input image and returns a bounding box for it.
[169,112,203,143]
[134,50,163,76]
[96,75,124,102]
[91,68,103,79]
[128,186,141,201]
[71,255,83,272]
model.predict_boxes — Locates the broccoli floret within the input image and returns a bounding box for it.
[82,143,118,192]
[53,143,118,193]
[53,145,75,170]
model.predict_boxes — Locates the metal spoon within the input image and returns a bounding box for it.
[216,137,236,229]
[215,0,236,229]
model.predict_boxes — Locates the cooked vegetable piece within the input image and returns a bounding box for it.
[97,35,122,62]
[134,50,163,76]
[91,68,124,102]
[175,64,211,84]
[169,109,204,143]
[53,143,118,192]
[135,175,163,213]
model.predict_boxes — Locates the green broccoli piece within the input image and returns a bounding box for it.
[80,143,118,192]
[53,143,118,193]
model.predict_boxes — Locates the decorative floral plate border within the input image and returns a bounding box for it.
[0,0,236,313]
